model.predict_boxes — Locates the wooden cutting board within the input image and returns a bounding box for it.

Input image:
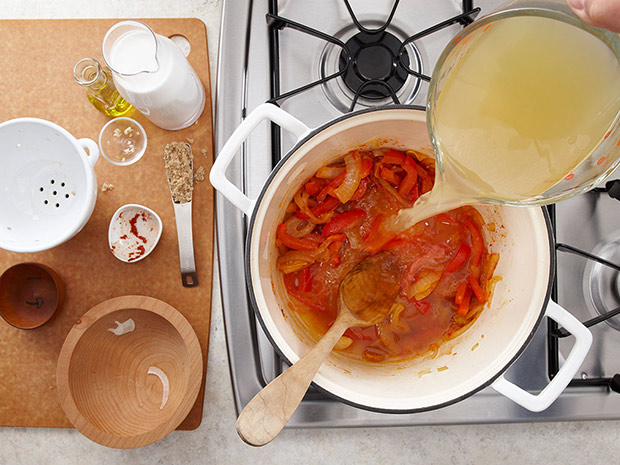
[0,18,214,430]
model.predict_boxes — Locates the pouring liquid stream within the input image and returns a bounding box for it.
[391,15,620,233]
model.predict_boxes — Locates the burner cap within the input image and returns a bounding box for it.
[339,31,410,100]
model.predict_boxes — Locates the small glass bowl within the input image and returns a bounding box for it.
[99,117,147,166]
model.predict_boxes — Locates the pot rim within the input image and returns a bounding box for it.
[243,105,556,414]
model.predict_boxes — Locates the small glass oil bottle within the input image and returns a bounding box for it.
[73,57,133,117]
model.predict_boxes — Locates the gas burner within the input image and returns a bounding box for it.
[584,233,620,331]
[339,30,410,99]
[319,23,422,112]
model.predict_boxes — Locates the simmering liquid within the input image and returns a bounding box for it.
[393,15,620,231]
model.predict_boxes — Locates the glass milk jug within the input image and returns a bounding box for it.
[102,21,205,130]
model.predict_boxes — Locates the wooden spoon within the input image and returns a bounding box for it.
[236,251,402,446]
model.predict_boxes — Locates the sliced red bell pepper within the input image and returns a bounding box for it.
[464,218,483,267]
[435,213,455,224]
[360,158,373,177]
[304,177,326,196]
[380,237,407,251]
[363,214,396,253]
[398,156,419,199]
[382,149,406,165]
[415,301,431,314]
[454,281,469,305]
[345,327,374,341]
[380,166,403,186]
[301,266,313,292]
[443,243,471,273]
[321,209,366,237]
[457,285,472,316]
[295,195,340,220]
[317,172,346,202]
[277,223,320,251]
[327,240,343,267]
[468,274,486,303]
[311,196,340,216]
[283,271,327,312]
[350,177,371,201]
[415,163,434,194]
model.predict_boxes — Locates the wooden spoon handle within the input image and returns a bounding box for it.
[236,316,351,446]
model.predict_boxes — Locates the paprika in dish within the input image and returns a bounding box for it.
[275,148,500,363]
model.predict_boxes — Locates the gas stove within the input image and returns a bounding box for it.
[214,0,620,426]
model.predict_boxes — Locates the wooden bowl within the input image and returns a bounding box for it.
[0,262,64,329]
[56,295,202,448]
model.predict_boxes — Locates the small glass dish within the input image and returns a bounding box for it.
[99,117,147,166]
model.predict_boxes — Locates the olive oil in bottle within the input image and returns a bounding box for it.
[73,57,133,117]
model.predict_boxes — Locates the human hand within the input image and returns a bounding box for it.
[567,0,620,32]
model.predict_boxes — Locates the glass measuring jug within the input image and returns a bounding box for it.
[426,0,620,208]
[102,21,205,131]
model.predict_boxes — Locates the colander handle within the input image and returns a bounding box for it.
[209,103,311,216]
[491,300,592,412]
[78,138,100,167]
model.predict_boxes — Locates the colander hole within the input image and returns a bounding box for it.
[39,187,44,192]
[61,182,65,187]
[65,194,69,198]
[55,203,60,208]
[50,179,55,184]
[53,191,57,196]
[44,200,48,205]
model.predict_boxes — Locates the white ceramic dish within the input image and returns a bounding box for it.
[108,204,162,263]
[0,117,99,253]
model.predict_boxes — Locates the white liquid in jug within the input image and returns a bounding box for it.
[108,30,158,80]
[105,23,205,130]
[392,15,620,232]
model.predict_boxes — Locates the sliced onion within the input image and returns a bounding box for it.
[372,164,410,207]
[276,250,315,274]
[285,216,315,238]
[389,303,410,333]
[363,342,389,362]
[294,190,333,224]
[344,229,364,250]
[376,321,400,354]
[334,336,353,350]
[310,234,345,262]
[333,152,363,204]
[316,164,345,179]
[407,268,442,301]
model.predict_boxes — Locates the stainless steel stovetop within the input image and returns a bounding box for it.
[214,0,620,426]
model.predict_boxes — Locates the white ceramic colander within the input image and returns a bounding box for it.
[0,118,99,253]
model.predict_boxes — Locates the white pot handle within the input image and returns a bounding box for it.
[491,300,592,412]
[209,103,311,216]
[78,138,100,167]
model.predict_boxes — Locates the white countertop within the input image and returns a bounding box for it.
[1,0,619,463]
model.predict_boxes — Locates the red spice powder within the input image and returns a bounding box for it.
[127,244,146,262]
[129,213,148,243]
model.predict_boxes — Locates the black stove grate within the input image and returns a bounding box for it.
[264,0,619,393]
[266,0,479,167]
[548,196,620,391]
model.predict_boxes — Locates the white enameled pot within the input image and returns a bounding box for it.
[210,103,592,413]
